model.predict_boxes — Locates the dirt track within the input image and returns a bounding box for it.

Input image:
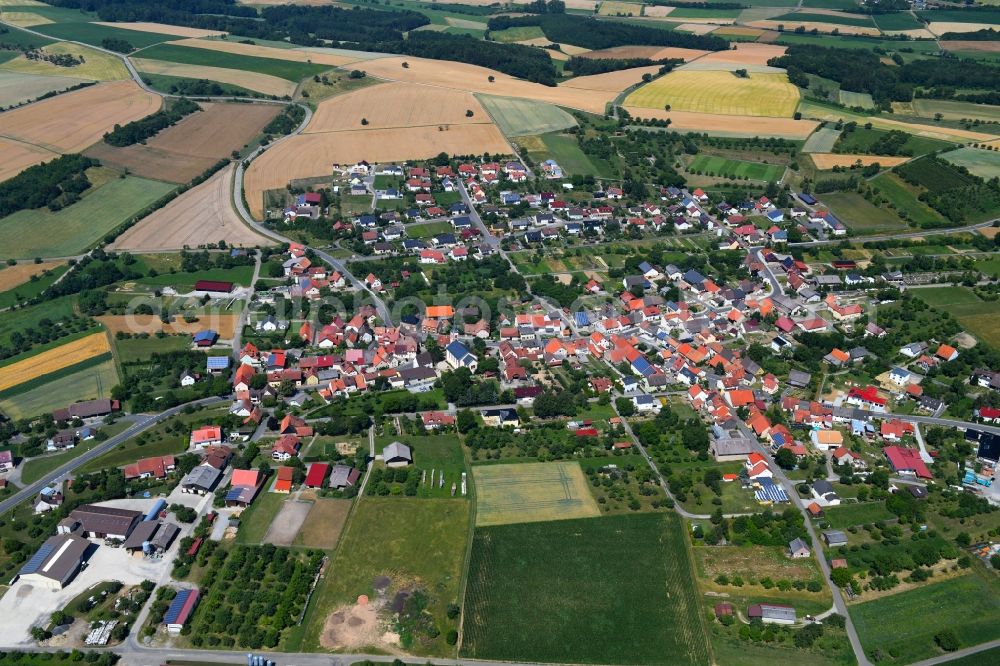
[111,165,273,250]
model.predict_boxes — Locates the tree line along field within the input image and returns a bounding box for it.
[851,573,1000,664]
[461,513,710,665]
[686,155,785,181]
[869,172,946,228]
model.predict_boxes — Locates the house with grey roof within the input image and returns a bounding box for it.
[788,537,811,559]
[383,442,412,468]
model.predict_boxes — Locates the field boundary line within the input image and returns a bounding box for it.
[455,439,478,655]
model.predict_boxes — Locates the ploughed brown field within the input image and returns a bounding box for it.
[111,165,273,251]
[86,102,280,183]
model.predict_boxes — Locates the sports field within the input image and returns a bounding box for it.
[0,331,110,393]
[0,42,128,80]
[624,70,799,117]
[852,574,1000,664]
[474,461,600,526]
[0,175,175,257]
[304,497,469,655]
[478,95,577,136]
[941,146,1000,179]
[462,513,710,665]
[687,155,785,181]
[0,356,117,420]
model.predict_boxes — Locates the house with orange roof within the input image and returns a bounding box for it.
[274,466,293,493]
[748,411,772,437]
[824,348,850,367]
[810,429,844,451]
[190,425,223,449]
[725,389,755,408]
[936,344,958,362]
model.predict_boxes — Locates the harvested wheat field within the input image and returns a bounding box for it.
[306,81,490,132]
[643,5,674,17]
[0,138,57,182]
[561,65,662,91]
[749,20,879,36]
[579,45,709,61]
[112,165,273,251]
[695,42,786,66]
[93,21,226,37]
[714,26,765,38]
[625,107,818,139]
[0,332,110,393]
[245,125,511,218]
[674,23,721,35]
[0,11,50,26]
[344,55,617,114]
[169,37,358,66]
[870,117,997,142]
[0,260,64,292]
[928,22,999,35]
[625,70,799,117]
[1,42,129,81]
[98,314,240,338]
[0,80,159,154]
[941,40,1000,53]
[133,58,295,97]
[86,101,280,183]
[810,154,910,169]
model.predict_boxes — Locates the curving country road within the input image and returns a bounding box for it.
[0,397,227,516]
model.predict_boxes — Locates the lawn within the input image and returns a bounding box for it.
[235,491,287,545]
[478,95,577,137]
[821,501,895,529]
[373,432,467,499]
[870,172,946,228]
[0,176,175,258]
[293,498,351,549]
[461,512,710,665]
[822,191,910,234]
[474,461,600,526]
[687,155,785,182]
[302,497,470,656]
[137,265,254,291]
[114,334,191,364]
[941,146,1000,180]
[0,356,118,421]
[77,426,187,474]
[135,43,329,81]
[407,220,454,238]
[851,574,1000,663]
[33,21,178,48]
[625,70,799,118]
[20,438,104,485]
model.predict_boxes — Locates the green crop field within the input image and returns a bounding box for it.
[800,0,862,8]
[625,70,799,118]
[852,574,1000,664]
[0,24,54,49]
[478,95,577,137]
[939,645,1000,666]
[821,502,895,529]
[917,9,1000,24]
[667,8,741,19]
[896,156,975,193]
[838,90,875,109]
[833,127,954,157]
[462,513,710,665]
[871,12,923,31]
[474,461,601,526]
[115,335,191,364]
[774,12,876,27]
[34,21,177,49]
[302,498,469,656]
[0,176,175,258]
[687,155,785,181]
[822,191,910,234]
[135,43,329,81]
[0,356,117,421]
[870,172,947,228]
[941,147,1000,180]
[488,25,545,42]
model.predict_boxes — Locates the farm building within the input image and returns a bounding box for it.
[305,462,330,488]
[180,465,221,495]
[17,533,91,590]
[823,530,848,548]
[747,603,796,625]
[52,398,118,422]
[193,330,219,347]
[59,505,142,541]
[226,469,262,507]
[383,442,412,468]
[274,466,294,493]
[329,464,360,490]
[883,446,932,479]
[165,589,200,635]
[123,455,175,481]
[194,280,234,293]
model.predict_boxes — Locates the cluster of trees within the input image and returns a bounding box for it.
[465,423,602,460]
[148,77,255,98]
[440,368,500,407]
[262,104,306,137]
[367,466,419,496]
[103,97,200,146]
[896,157,1000,224]
[100,37,134,53]
[0,154,97,216]
[114,350,233,411]
[771,45,1000,107]
[179,248,254,273]
[940,27,1000,41]
[487,14,729,51]
[394,32,558,86]
[566,56,656,76]
[24,47,83,67]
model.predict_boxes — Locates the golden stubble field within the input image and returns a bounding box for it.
[0,260,64,291]
[809,154,911,169]
[0,80,160,155]
[132,58,296,97]
[0,332,110,393]
[625,70,800,117]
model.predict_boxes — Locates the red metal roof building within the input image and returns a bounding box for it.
[305,462,330,488]
[883,445,932,479]
[194,280,234,293]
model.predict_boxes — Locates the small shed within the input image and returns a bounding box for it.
[714,603,734,620]
[788,537,811,559]
[823,530,848,548]
[383,442,412,468]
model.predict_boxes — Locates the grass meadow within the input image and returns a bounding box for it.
[821,501,895,529]
[915,286,1000,350]
[478,95,577,137]
[293,498,351,549]
[518,132,612,178]
[136,43,329,81]
[822,191,910,234]
[941,147,1000,180]
[0,176,174,258]
[834,127,954,157]
[687,155,785,181]
[851,573,1000,663]
[302,497,470,655]
[474,461,600,526]
[870,172,946,228]
[461,512,710,665]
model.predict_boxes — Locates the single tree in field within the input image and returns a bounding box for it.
[488,75,495,83]
[361,118,369,126]
[465,109,474,117]
[402,61,409,69]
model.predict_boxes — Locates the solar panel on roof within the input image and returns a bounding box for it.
[164,589,192,624]
[20,542,56,575]
[225,488,243,501]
